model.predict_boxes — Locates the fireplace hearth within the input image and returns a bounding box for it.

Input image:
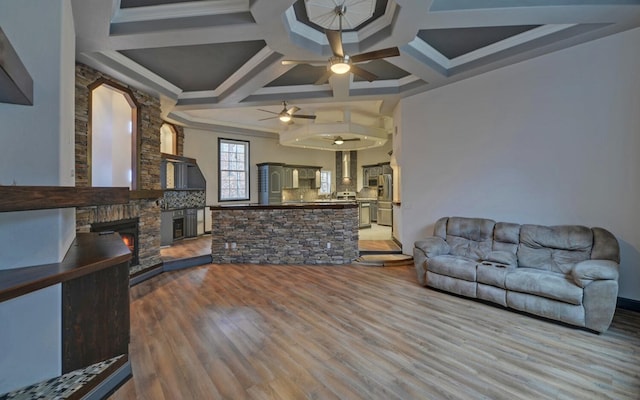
[91,218,139,266]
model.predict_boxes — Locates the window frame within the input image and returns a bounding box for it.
[218,138,250,202]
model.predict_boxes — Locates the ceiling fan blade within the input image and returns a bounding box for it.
[258,116,278,121]
[325,29,344,58]
[287,106,300,116]
[344,138,361,142]
[258,109,279,115]
[350,65,378,82]
[314,70,333,85]
[281,60,326,66]
[350,47,400,63]
[292,114,316,120]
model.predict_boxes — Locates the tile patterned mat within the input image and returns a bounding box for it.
[0,355,124,400]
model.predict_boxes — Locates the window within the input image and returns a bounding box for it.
[320,170,332,195]
[90,81,138,189]
[218,138,249,201]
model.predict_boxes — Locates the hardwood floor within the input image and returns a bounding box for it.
[111,264,640,400]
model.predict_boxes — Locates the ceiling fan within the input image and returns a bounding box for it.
[329,136,360,145]
[281,4,400,84]
[258,101,316,123]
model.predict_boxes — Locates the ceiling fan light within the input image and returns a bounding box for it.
[334,138,344,145]
[329,56,351,74]
[279,114,291,122]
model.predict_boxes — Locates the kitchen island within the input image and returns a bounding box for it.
[209,202,358,264]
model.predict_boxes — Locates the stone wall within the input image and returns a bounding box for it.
[174,124,185,156]
[75,63,162,274]
[210,206,359,264]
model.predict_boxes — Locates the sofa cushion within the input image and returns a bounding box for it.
[484,250,517,266]
[493,222,521,254]
[428,255,477,281]
[415,237,450,258]
[446,217,495,259]
[477,263,510,288]
[518,224,592,274]
[505,268,583,305]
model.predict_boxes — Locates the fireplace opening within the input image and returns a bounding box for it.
[91,218,139,266]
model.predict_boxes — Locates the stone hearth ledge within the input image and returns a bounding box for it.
[209,203,359,264]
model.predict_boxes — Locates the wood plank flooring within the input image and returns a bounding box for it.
[110,263,640,400]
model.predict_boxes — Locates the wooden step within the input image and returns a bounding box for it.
[353,254,414,267]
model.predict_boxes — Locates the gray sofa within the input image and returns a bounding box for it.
[413,217,620,333]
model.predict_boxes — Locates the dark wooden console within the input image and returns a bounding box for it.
[0,232,131,375]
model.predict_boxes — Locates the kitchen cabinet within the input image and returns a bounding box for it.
[358,201,371,228]
[363,163,392,187]
[370,200,378,222]
[283,167,294,189]
[161,154,206,190]
[160,210,173,246]
[258,163,284,205]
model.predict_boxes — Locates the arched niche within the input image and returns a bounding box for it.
[160,123,178,155]
[88,79,139,189]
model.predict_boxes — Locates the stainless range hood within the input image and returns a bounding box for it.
[342,151,350,178]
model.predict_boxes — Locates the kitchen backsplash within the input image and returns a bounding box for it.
[282,188,319,202]
[163,190,206,209]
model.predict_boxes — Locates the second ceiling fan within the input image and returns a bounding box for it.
[282,4,400,84]
[258,101,316,123]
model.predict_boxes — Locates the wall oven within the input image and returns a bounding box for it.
[173,209,185,240]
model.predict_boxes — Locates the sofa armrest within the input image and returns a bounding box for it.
[571,260,619,288]
[414,237,450,258]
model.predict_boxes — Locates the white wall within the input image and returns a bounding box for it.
[0,0,76,269]
[399,28,640,300]
[0,0,75,392]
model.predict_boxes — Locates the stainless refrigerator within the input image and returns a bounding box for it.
[377,174,392,226]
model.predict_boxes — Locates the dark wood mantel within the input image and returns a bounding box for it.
[0,186,163,212]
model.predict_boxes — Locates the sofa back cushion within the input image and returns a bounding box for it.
[518,224,592,274]
[433,217,449,240]
[446,217,495,260]
[493,222,521,254]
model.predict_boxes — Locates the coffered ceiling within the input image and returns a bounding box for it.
[71,0,640,150]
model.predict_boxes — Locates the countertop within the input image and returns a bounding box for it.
[210,202,358,210]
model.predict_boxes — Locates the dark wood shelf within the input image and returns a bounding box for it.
[130,189,163,200]
[0,232,131,303]
[0,186,129,212]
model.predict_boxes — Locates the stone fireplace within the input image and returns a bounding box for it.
[74,63,183,276]
[90,218,140,266]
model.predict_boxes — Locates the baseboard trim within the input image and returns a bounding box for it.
[617,297,640,312]
[83,360,132,400]
[163,254,213,271]
[129,265,163,286]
